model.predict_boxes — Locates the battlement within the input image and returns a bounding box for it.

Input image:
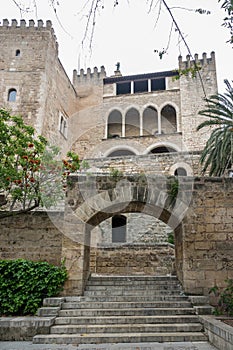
[73,66,106,86]
[178,51,216,70]
[1,18,54,29]
[0,19,58,50]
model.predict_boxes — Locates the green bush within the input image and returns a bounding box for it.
[168,232,174,245]
[0,259,67,316]
[209,279,233,316]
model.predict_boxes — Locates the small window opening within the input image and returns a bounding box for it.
[174,167,187,176]
[59,114,68,138]
[112,215,127,242]
[8,89,17,102]
[15,49,20,57]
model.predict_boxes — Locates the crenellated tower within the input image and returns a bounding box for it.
[72,66,106,110]
[178,52,218,151]
[0,19,78,154]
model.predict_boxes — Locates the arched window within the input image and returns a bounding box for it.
[125,108,140,137]
[161,105,177,134]
[150,146,177,154]
[107,149,136,157]
[174,167,187,176]
[15,49,20,57]
[112,215,127,243]
[7,89,17,102]
[143,106,158,136]
[107,110,122,138]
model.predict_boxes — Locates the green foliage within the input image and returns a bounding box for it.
[0,259,67,316]
[168,232,174,244]
[0,109,48,213]
[173,65,202,80]
[0,109,81,217]
[209,279,233,316]
[197,79,233,176]
[109,167,123,179]
[168,177,179,206]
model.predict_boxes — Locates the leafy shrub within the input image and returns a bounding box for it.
[168,232,174,245]
[0,259,67,316]
[209,279,233,316]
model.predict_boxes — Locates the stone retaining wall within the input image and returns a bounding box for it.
[0,212,63,266]
[90,243,175,275]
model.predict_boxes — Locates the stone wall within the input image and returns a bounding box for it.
[85,151,200,175]
[180,177,233,295]
[90,243,175,276]
[0,211,63,266]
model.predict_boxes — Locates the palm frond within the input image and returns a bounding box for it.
[197,79,233,176]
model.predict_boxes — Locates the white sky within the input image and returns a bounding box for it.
[1,0,233,93]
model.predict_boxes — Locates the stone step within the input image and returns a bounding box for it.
[61,301,192,310]
[50,322,203,334]
[86,279,180,286]
[65,295,189,303]
[33,274,208,346]
[33,332,208,344]
[83,289,185,297]
[59,307,196,317]
[85,284,182,291]
[55,314,200,325]
[89,275,178,281]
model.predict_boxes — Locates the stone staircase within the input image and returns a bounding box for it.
[33,274,210,345]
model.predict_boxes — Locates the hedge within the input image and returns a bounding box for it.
[0,259,67,316]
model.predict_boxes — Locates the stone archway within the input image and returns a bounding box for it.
[61,174,233,297]
[62,173,191,295]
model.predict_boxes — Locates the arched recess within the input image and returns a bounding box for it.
[125,108,140,137]
[174,168,187,176]
[169,162,193,177]
[150,146,177,154]
[161,104,177,134]
[145,142,180,155]
[104,145,138,157]
[7,88,17,102]
[107,110,122,138]
[143,106,158,136]
[107,149,136,157]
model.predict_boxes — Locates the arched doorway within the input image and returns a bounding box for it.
[62,174,191,295]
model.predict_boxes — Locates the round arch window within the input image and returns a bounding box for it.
[174,167,187,176]
[107,149,136,157]
[150,146,177,154]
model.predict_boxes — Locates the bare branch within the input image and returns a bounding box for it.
[161,0,207,99]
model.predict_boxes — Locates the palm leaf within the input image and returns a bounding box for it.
[197,79,233,176]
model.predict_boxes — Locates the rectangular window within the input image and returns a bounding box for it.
[59,113,68,138]
[151,78,166,91]
[116,82,131,95]
[134,80,148,93]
